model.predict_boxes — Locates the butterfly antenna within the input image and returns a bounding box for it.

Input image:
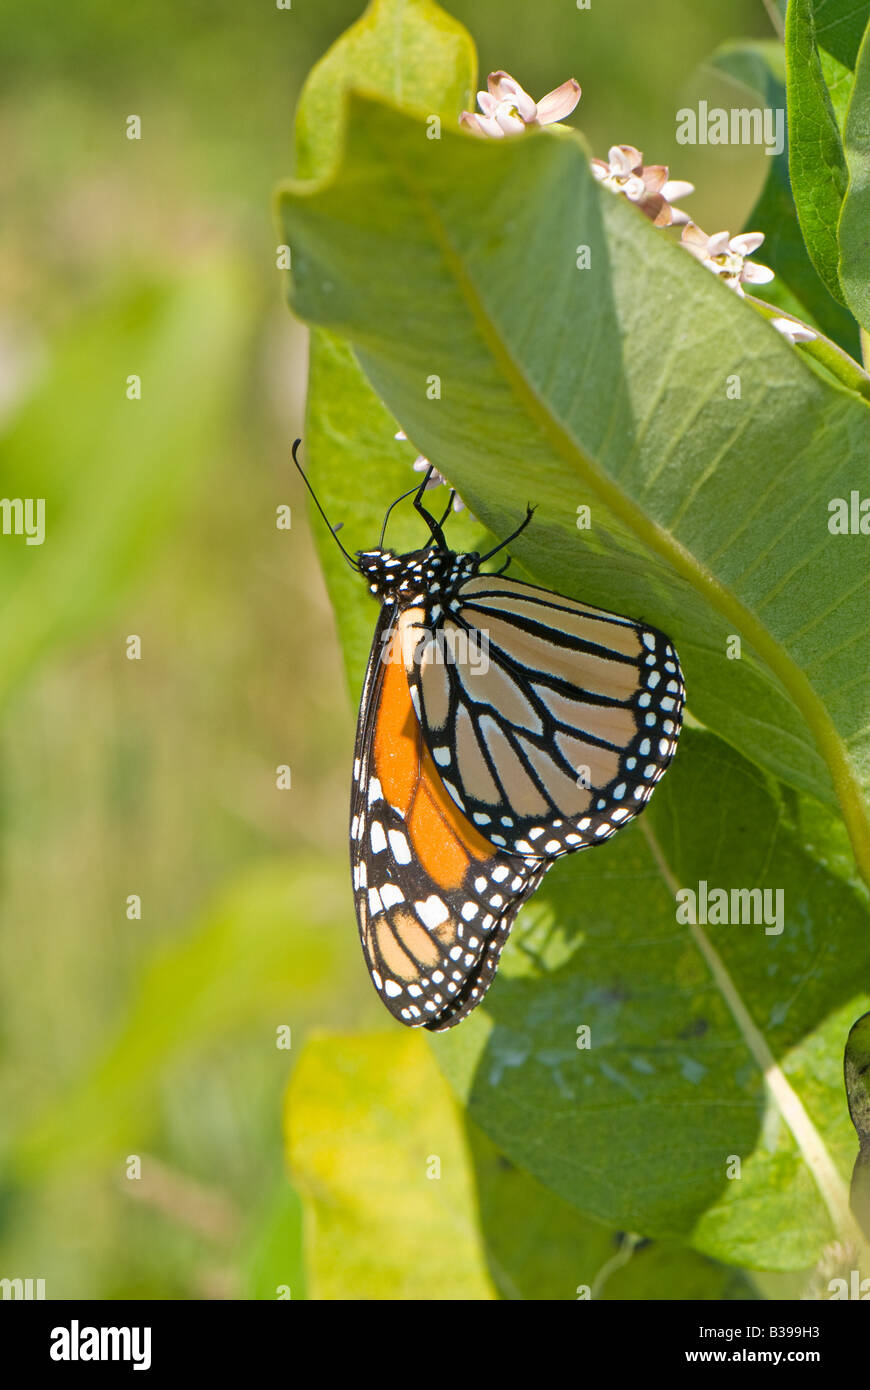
[479,504,536,563]
[291,439,359,570]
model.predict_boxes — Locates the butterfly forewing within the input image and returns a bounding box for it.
[350,607,547,1030]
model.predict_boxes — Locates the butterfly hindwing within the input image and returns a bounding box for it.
[350,608,547,1030]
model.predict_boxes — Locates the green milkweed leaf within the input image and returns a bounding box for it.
[838,18,870,331]
[283,1,870,1276]
[710,40,859,353]
[434,729,870,1269]
[772,0,870,70]
[467,1121,758,1299]
[801,0,870,70]
[785,0,850,302]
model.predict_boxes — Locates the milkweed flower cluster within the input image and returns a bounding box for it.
[460,71,582,138]
[409,67,818,493]
[460,68,816,345]
[590,145,694,227]
[680,225,774,296]
[678,224,812,341]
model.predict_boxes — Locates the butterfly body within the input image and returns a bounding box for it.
[350,540,684,1032]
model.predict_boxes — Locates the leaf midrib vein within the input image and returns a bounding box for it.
[642,817,860,1248]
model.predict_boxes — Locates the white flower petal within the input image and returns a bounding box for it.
[488,71,537,122]
[680,224,712,260]
[706,232,733,257]
[770,317,817,343]
[741,261,775,285]
[412,458,443,489]
[731,231,765,256]
[495,105,526,135]
[641,164,669,194]
[681,222,708,247]
[534,78,581,124]
[460,110,504,138]
[609,144,641,175]
[661,179,694,201]
[622,174,647,202]
[487,70,512,98]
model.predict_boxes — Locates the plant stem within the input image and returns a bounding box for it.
[761,0,785,39]
[644,819,869,1266]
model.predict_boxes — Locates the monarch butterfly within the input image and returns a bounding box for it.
[293,441,684,1031]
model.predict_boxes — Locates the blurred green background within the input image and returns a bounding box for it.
[0,0,774,1298]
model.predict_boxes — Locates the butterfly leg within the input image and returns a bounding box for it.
[435,491,456,529]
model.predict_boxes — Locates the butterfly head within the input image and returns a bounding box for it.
[357,547,479,603]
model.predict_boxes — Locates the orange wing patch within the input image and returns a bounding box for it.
[354,617,551,1030]
[373,628,493,890]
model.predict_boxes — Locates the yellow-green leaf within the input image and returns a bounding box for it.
[285,1032,496,1299]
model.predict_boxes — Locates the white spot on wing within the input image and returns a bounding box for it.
[415,895,449,929]
[388,829,412,864]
